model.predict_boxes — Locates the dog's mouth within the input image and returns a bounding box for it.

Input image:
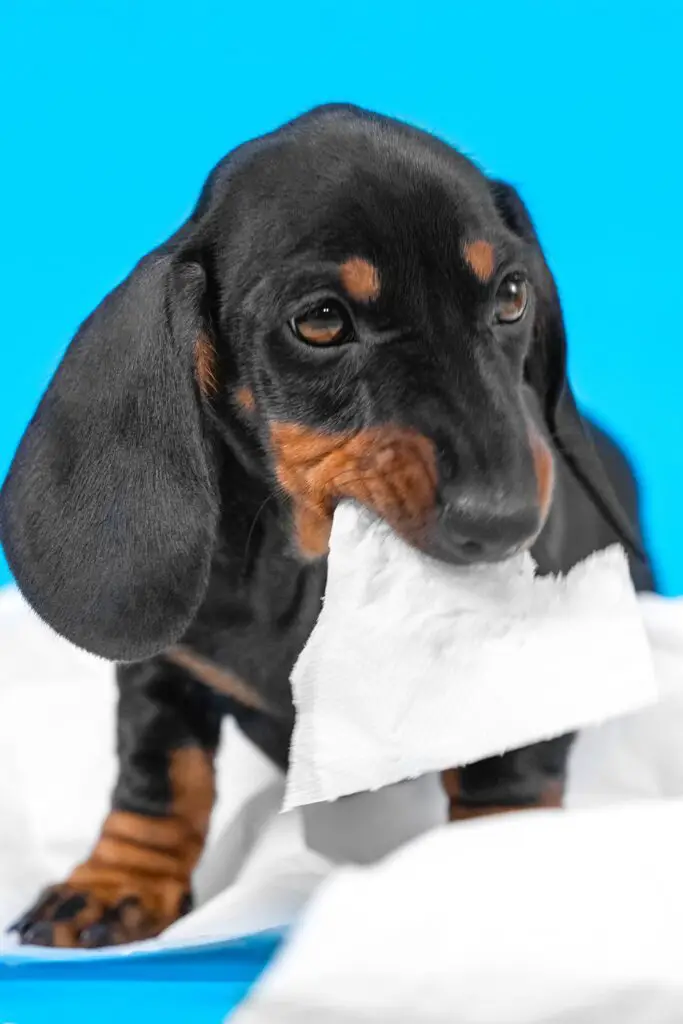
[269,421,553,564]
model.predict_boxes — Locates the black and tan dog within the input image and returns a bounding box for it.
[1,104,655,947]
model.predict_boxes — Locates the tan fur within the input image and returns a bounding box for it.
[194,333,218,396]
[441,769,564,822]
[50,748,216,945]
[166,647,266,711]
[339,257,381,302]
[529,430,555,523]
[463,240,495,282]
[270,422,437,558]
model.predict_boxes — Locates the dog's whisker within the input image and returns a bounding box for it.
[243,495,275,564]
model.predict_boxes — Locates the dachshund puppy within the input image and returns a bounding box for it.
[1,104,655,947]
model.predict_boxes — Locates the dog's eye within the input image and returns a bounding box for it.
[290,301,354,345]
[494,273,528,323]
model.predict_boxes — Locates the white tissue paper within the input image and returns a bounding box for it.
[284,502,658,810]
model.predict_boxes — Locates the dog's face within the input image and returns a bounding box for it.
[0,105,640,661]
[214,121,552,565]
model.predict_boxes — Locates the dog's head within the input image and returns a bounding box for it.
[0,105,641,661]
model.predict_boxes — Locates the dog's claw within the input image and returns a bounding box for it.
[79,922,113,948]
[20,922,55,946]
[9,890,60,936]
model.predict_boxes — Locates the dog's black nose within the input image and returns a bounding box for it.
[435,489,540,564]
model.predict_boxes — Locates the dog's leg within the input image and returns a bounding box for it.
[442,735,574,822]
[11,658,222,948]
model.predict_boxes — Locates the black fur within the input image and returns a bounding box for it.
[113,659,223,816]
[1,105,656,943]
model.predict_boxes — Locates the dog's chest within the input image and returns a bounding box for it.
[177,507,327,718]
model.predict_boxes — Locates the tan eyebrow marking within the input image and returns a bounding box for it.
[339,258,381,302]
[463,240,496,283]
[194,333,218,396]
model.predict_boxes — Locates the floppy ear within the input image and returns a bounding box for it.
[490,180,645,561]
[0,252,220,661]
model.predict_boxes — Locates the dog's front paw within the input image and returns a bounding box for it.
[10,874,192,948]
[9,810,203,948]
[10,810,203,947]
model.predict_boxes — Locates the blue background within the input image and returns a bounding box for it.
[1,1,681,591]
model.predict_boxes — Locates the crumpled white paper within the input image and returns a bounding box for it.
[285,503,659,809]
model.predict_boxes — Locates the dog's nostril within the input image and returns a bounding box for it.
[436,488,540,565]
[460,539,483,558]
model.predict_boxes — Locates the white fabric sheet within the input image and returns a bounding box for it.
[2,586,683,1024]
[233,801,683,1024]
[0,586,443,953]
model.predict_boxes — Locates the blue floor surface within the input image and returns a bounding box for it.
[0,932,283,1023]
